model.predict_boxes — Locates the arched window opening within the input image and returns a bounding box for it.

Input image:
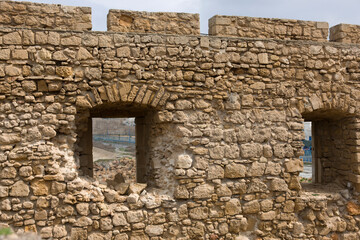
[300,110,359,191]
[75,102,154,187]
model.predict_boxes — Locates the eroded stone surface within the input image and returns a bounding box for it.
[0,1,360,240]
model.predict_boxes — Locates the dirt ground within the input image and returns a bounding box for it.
[92,141,136,185]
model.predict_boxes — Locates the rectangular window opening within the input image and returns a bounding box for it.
[92,118,136,185]
[300,121,313,184]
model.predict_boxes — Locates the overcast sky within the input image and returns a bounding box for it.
[15,0,360,34]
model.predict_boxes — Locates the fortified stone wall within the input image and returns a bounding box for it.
[0,1,360,240]
[0,0,91,31]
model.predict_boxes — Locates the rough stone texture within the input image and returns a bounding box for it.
[209,15,329,41]
[1,1,360,240]
[0,1,91,31]
[107,9,199,35]
[330,24,360,43]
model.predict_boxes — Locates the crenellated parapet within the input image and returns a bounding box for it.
[0,0,91,31]
[107,9,200,35]
[1,1,360,240]
[330,23,360,43]
[208,15,329,41]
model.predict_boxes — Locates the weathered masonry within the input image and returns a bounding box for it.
[1,1,360,239]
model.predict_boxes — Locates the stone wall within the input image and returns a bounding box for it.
[209,15,329,41]
[107,10,200,35]
[330,24,360,43]
[1,1,360,240]
[0,0,91,31]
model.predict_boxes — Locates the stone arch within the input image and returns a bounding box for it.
[298,92,357,119]
[295,92,360,190]
[75,81,171,110]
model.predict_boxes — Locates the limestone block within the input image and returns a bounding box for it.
[309,94,323,110]
[76,47,93,60]
[242,200,260,214]
[283,200,295,213]
[117,46,131,57]
[216,184,232,197]
[10,181,30,197]
[3,32,21,44]
[265,162,282,175]
[176,154,193,169]
[61,36,81,46]
[193,184,214,198]
[113,213,128,226]
[284,159,303,173]
[225,198,242,215]
[0,199,11,211]
[225,163,246,178]
[175,99,192,110]
[0,186,9,197]
[145,225,164,237]
[41,227,53,239]
[127,210,144,223]
[270,178,288,192]
[247,179,268,193]
[128,183,146,194]
[241,143,262,158]
[53,225,67,238]
[260,199,273,212]
[0,49,10,60]
[74,216,93,227]
[260,210,276,220]
[189,207,209,220]
[247,162,266,177]
[12,49,28,59]
[208,165,225,180]
[127,193,139,204]
[100,217,113,231]
[273,144,294,158]
[0,167,17,179]
[224,144,240,159]
[31,179,50,196]
[115,183,129,195]
[70,228,87,240]
[76,96,92,108]
[209,146,225,159]
[56,66,73,77]
[40,126,57,138]
[35,210,48,220]
[76,203,90,216]
[5,65,21,76]
[22,80,37,92]
[241,52,258,64]
[258,53,269,64]
[229,218,248,233]
[114,233,129,240]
